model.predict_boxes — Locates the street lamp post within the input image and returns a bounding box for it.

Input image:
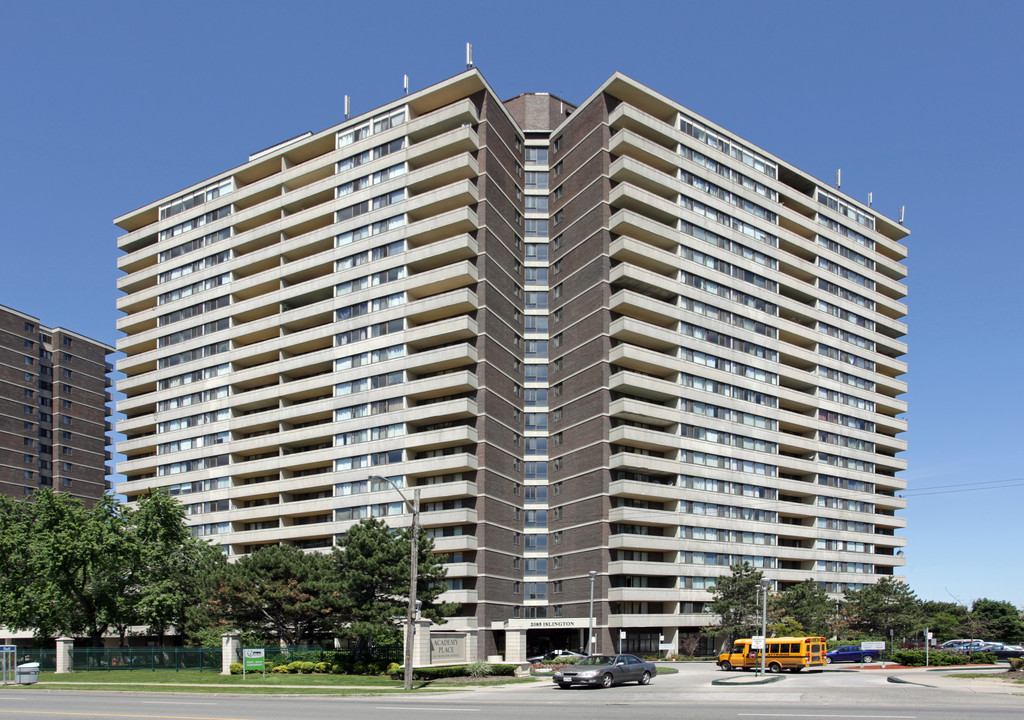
[369,475,420,691]
[587,570,597,655]
[760,578,769,677]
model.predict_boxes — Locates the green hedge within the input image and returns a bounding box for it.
[387,664,519,680]
[891,650,998,666]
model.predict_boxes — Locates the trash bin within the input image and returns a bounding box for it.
[16,662,40,685]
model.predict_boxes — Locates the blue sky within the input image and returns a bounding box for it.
[2,1,1021,608]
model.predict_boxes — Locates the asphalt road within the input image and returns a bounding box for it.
[1,663,1022,720]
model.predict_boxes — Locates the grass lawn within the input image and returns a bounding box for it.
[0,670,537,695]
[947,672,1024,684]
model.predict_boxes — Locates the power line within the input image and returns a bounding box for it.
[901,480,1024,497]
[906,476,1024,492]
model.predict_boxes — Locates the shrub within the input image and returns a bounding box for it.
[264,661,277,671]
[411,663,518,680]
[1008,657,1023,672]
[891,650,999,667]
[286,661,304,673]
[229,663,243,675]
[331,664,345,675]
[300,662,315,674]
[466,660,492,678]
[314,662,330,674]
[272,665,290,674]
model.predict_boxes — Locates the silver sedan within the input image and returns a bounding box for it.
[552,654,657,689]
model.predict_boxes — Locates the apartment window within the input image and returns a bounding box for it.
[552,555,563,569]
[62,337,72,347]
[553,259,563,274]
[525,291,548,309]
[62,384,72,393]
[25,322,34,331]
[24,356,33,365]
[553,136,563,153]
[515,163,523,177]
[525,219,548,237]
[524,364,548,382]
[552,185,563,202]
[525,244,548,262]
[63,352,72,361]
[61,399,72,409]
[525,196,548,213]
[552,161,563,177]
[61,478,72,487]
[525,171,548,190]
[525,267,548,285]
[525,147,548,165]
[553,210,564,226]
[515,137,523,151]
[524,316,548,334]
[24,389,33,399]
[553,283,563,299]
[525,340,548,358]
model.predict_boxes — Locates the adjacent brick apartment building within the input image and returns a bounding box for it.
[114,69,909,660]
[0,304,112,503]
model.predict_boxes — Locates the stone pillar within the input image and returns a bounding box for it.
[663,627,679,657]
[411,619,431,668]
[55,638,74,674]
[504,628,527,663]
[221,633,240,675]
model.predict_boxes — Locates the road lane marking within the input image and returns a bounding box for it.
[0,711,254,720]
[738,715,916,719]
[374,708,479,712]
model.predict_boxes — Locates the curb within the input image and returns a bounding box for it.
[887,675,936,688]
[712,674,785,686]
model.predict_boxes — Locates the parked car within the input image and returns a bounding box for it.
[943,640,990,653]
[825,645,882,664]
[974,643,1024,659]
[528,649,587,664]
[552,654,657,688]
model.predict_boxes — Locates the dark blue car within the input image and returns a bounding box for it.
[825,645,881,664]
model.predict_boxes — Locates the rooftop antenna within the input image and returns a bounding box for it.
[466,42,473,69]
[898,205,906,225]
[404,74,409,95]
[868,192,873,207]
[344,95,350,120]
[835,169,842,189]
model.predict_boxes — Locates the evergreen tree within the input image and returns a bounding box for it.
[332,517,458,645]
[843,577,921,639]
[772,580,835,637]
[705,563,764,642]
[196,545,341,645]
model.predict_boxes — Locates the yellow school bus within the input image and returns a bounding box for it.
[717,636,827,672]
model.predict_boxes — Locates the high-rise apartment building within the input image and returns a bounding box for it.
[115,69,908,660]
[0,304,113,503]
